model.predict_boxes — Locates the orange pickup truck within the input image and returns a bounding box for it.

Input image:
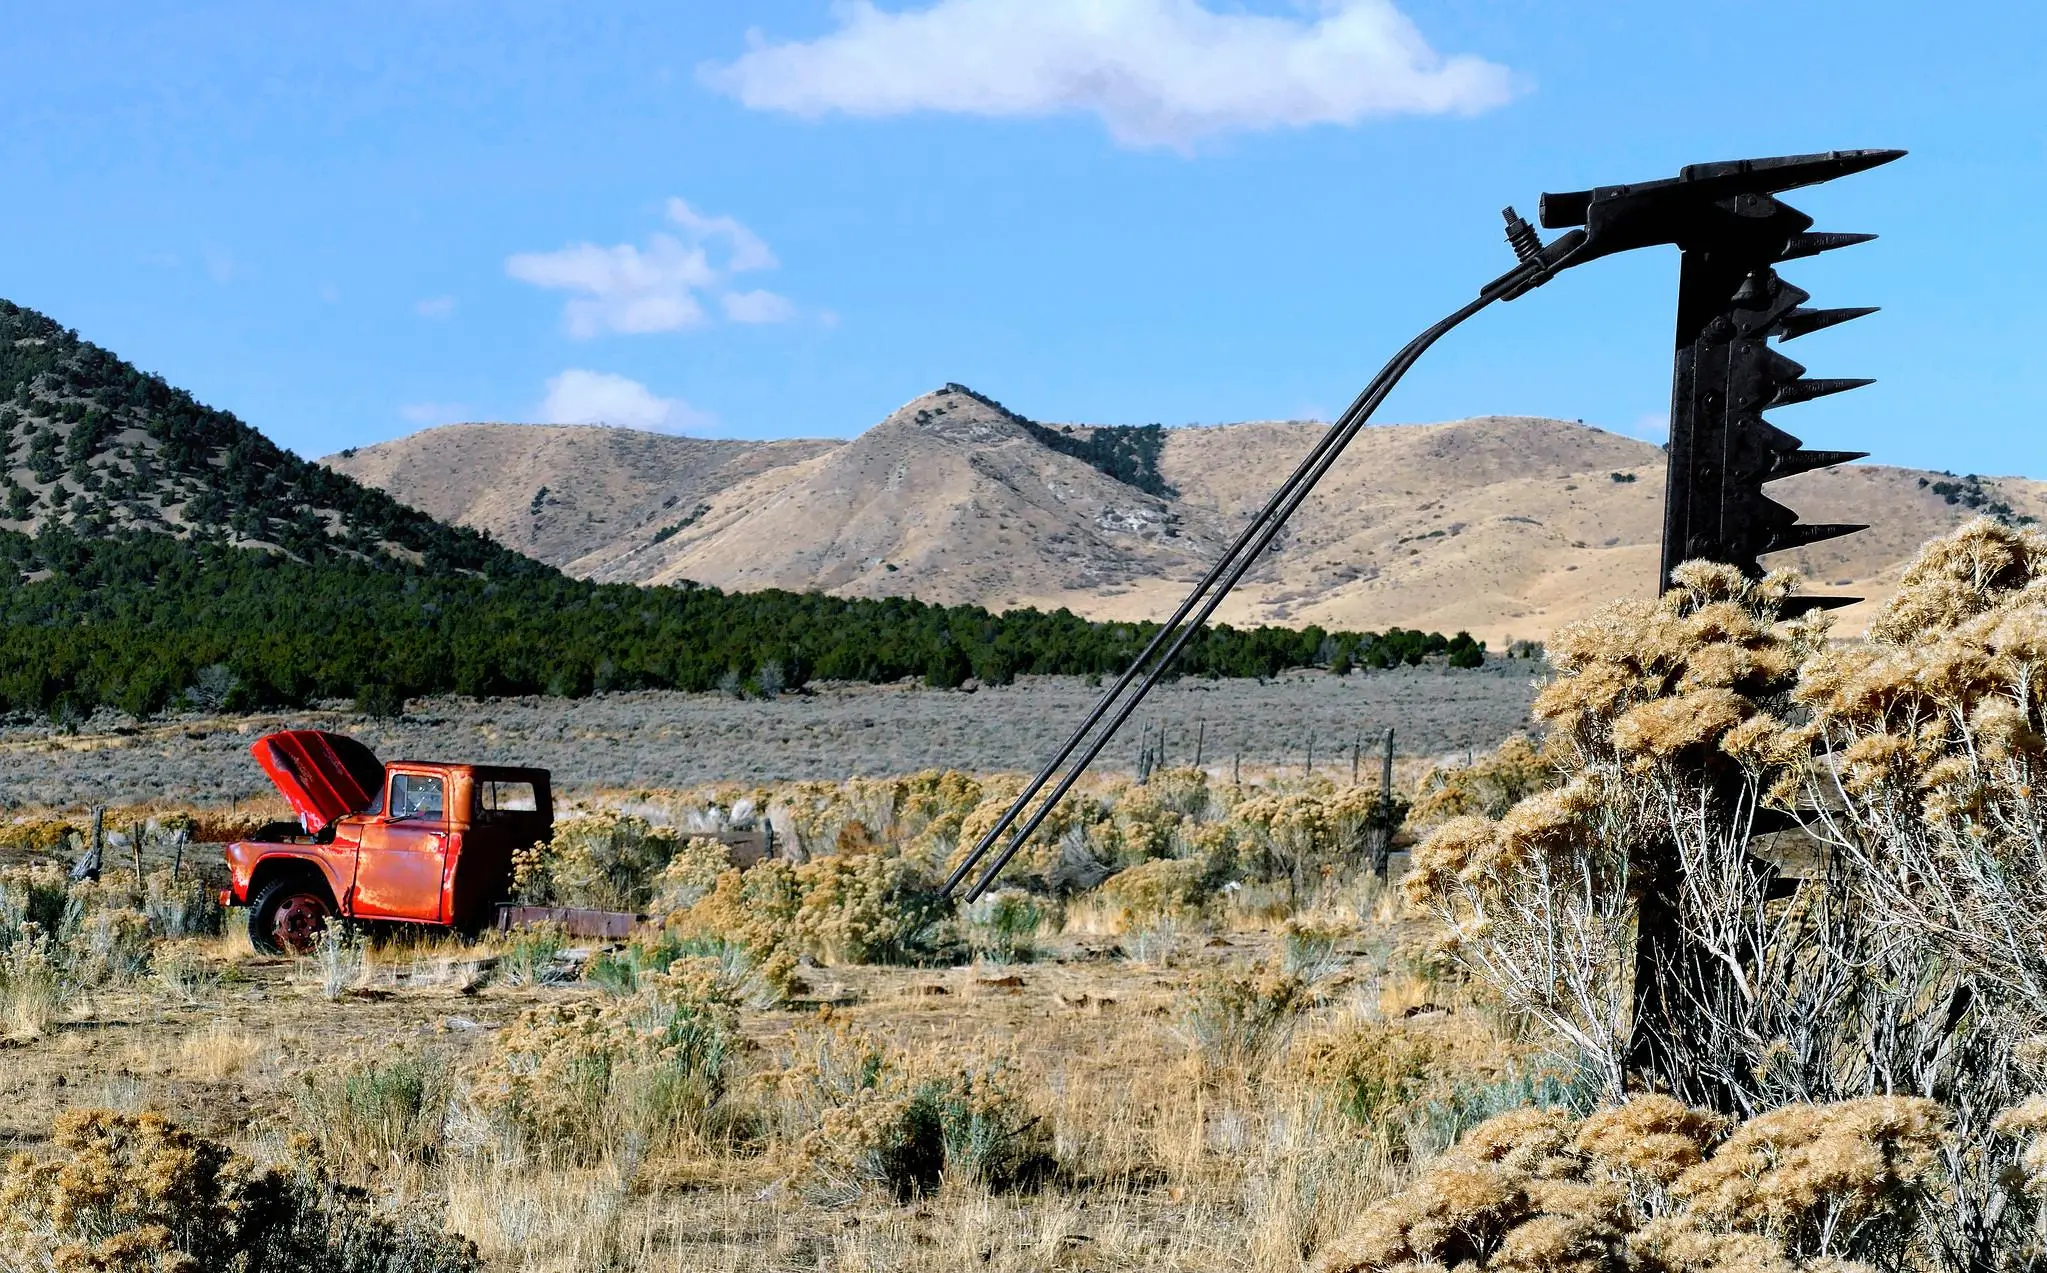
[221,730,553,953]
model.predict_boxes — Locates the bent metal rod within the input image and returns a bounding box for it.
[943,211,1583,902]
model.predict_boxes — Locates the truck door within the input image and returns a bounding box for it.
[351,770,451,922]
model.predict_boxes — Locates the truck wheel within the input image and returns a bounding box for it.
[249,877,333,955]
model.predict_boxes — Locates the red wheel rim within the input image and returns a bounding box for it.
[272,892,330,953]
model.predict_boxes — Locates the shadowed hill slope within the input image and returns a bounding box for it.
[0,299,536,575]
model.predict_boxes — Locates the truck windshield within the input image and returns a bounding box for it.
[389,774,444,820]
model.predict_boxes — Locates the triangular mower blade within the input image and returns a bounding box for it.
[1767,449,1869,481]
[1779,232,1877,262]
[1777,306,1879,341]
[1765,523,1868,554]
[1771,377,1875,407]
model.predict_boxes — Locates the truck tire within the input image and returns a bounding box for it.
[248,876,334,955]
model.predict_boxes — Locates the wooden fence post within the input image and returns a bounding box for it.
[1372,728,1396,879]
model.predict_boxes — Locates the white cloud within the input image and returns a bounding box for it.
[537,369,715,434]
[700,0,1515,149]
[722,288,797,324]
[415,295,457,319]
[507,199,796,338]
[400,402,471,426]
[665,197,778,272]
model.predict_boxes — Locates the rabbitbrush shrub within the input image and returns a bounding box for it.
[770,1027,1052,1202]
[1401,521,2047,1270]
[465,960,743,1161]
[0,1107,480,1272]
[1179,961,1315,1079]
[1319,1096,1945,1273]
[293,1052,455,1179]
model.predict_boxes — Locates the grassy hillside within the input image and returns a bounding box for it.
[0,299,536,575]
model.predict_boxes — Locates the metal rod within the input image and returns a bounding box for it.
[937,315,1438,895]
[958,290,1501,900]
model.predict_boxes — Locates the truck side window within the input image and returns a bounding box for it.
[389,774,444,820]
[475,780,537,818]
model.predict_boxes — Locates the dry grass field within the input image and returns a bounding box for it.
[0,891,1495,1272]
[10,523,2047,1271]
[0,760,1543,1272]
[0,663,1542,810]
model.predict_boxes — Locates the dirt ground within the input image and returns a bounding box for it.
[0,663,1543,809]
[0,912,1474,1273]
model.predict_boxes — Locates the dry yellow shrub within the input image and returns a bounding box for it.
[1575,1095,1724,1189]
[0,1108,479,1272]
[1291,1014,1525,1134]
[1097,856,1210,927]
[1670,1097,1945,1247]
[513,811,680,909]
[1320,1095,1940,1273]
[1179,960,1315,1076]
[464,959,744,1160]
[648,835,734,913]
[0,818,80,855]
[763,1025,1051,1202]
[948,776,1105,890]
[1410,735,1556,829]
[670,841,946,976]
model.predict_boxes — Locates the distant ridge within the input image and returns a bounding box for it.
[331,390,2047,644]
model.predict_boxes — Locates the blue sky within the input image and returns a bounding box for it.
[2,2,2042,477]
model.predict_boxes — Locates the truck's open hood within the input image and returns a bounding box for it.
[251,730,384,834]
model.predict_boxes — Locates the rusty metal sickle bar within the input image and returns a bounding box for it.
[941,149,1902,903]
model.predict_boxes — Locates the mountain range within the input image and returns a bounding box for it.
[1,289,2034,651]
[326,384,2047,645]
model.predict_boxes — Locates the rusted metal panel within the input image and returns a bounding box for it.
[495,905,644,939]
[710,828,772,869]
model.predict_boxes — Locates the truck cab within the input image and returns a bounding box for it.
[222,730,552,953]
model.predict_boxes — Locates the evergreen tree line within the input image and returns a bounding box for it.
[0,530,1484,721]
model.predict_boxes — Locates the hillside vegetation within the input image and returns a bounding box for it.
[0,301,1491,722]
[0,299,533,575]
[0,528,1481,721]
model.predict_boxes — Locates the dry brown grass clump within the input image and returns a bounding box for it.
[0,1107,481,1273]
[764,1025,1053,1203]
[464,960,745,1162]
[1318,1095,1944,1273]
